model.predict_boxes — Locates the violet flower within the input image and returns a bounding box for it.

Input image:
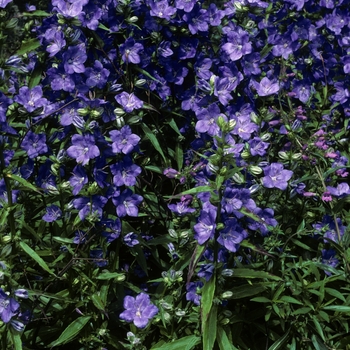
[42,205,62,223]
[62,44,87,74]
[326,183,350,198]
[85,60,110,89]
[71,195,107,220]
[69,165,88,195]
[115,92,143,113]
[14,86,48,113]
[120,38,144,64]
[21,131,48,159]
[194,202,217,245]
[120,293,159,329]
[251,77,280,97]
[67,134,100,166]
[186,281,203,306]
[110,156,142,187]
[112,188,143,217]
[124,232,139,247]
[262,163,293,190]
[110,126,140,155]
[218,219,248,252]
[0,289,20,323]
[0,0,12,8]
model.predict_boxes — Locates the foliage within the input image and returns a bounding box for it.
[0,0,350,349]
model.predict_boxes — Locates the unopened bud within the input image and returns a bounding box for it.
[221,269,234,277]
[292,153,302,160]
[261,133,271,141]
[77,108,89,116]
[128,16,139,23]
[231,173,244,184]
[278,151,289,160]
[135,79,147,87]
[249,165,262,175]
[241,150,250,159]
[250,112,259,124]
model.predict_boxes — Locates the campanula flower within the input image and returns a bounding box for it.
[120,293,158,328]
[67,134,100,165]
[262,163,293,190]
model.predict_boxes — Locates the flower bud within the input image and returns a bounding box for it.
[241,150,250,159]
[2,235,11,244]
[114,108,125,117]
[128,16,139,23]
[221,291,233,299]
[260,133,271,141]
[175,309,186,317]
[249,184,260,194]
[135,79,146,87]
[220,318,230,325]
[77,108,89,116]
[278,151,289,160]
[228,119,236,130]
[180,230,189,239]
[116,274,126,282]
[231,173,245,184]
[168,229,177,238]
[249,165,262,175]
[250,112,259,124]
[207,163,219,174]
[292,153,302,160]
[217,116,227,130]
[115,115,125,128]
[221,269,234,277]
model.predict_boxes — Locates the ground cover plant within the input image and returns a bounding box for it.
[1,0,350,349]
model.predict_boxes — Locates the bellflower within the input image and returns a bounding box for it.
[0,0,12,8]
[14,86,48,113]
[186,281,203,306]
[69,165,88,195]
[0,289,20,323]
[194,202,217,245]
[42,205,62,223]
[182,5,209,34]
[46,31,66,57]
[262,163,293,190]
[217,218,248,252]
[72,195,107,221]
[120,38,144,64]
[21,131,48,159]
[175,0,196,12]
[110,156,142,187]
[148,0,177,20]
[124,232,139,247]
[110,126,140,155]
[326,183,350,198]
[115,92,143,113]
[90,248,108,267]
[195,104,225,136]
[120,293,159,329]
[67,134,100,165]
[321,249,339,276]
[112,188,143,217]
[85,60,110,89]
[251,77,280,97]
[248,137,269,156]
[47,66,76,92]
[62,44,87,74]
[222,29,252,61]
[101,218,121,243]
[53,0,89,18]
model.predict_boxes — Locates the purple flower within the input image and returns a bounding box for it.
[110,156,142,187]
[112,188,143,217]
[14,86,48,113]
[115,92,143,113]
[21,131,48,159]
[262,163,293,190]
[67,134,100,165]
[326,183,350,198]
[195,104,225,136]
[120,38,144,64]
[248,137,269,156]
[0,289,20,323]
[218,219,248,252]
[47,66,76,92]
[0,0,12,8]
[182,5,209,34]
[53,0,89,18]
[46,31,66,57]
[321,249,339,276]
[101,218,121,243]
[251,77,280,97]
[124,232,139,247]
[72,195,107,221]
[232,115,258,141]
[194,202,217,245]
[69,165,88,195]
[186,281,203,305]
[247,208,278,236]
[110,126,140,155]
[197,263,214,281]
[222,188,243,214]
[120,293,158,329]
[62,44,87,74]
[222,29,252,61]
[148,0,177,20]
[90,248,108,267]
[42,205,62,223]
[85,60,110,89]
[175,0,196,12]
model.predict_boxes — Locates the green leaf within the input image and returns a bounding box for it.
[251,297,271,303]
[279,296,303,305]
[95,272,125,280]
[325,287,346,302]
[229,283,266,299]
[168,118,183,137]
[141,123,167,164]
[217,326,239,350]
[16,39,41,56]
[91,293,106,312]
[5,173,41,193]
[311,334,328,350]
[176,186,212,196]
[268,328,290,350]
[49,316,91,347]
[29,62,44,88]
[22,10,50,16]
[144,165,164,174]
[11,331,22,350]
[151,335,201,350]
[201,274,217,350]
[322,305,350,313]
[312,316,325,341]
[175,143,183,170]
[232,268,282,281]
[19,241,56,276]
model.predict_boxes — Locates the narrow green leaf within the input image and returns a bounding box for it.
[95,272,125,280]
[16,39,41,56]
[203,304,217,350]
[91,293,105,311]
[175,143,183,170]
[49,316,91,347]
[217,326,239,350]
[29,63,44,88]
[177,186,212,196]
[322,305,350,313]
[268,328,290,350]
[5,173,42,193]
[279,296,303,305]
[98,23,110,31]
[312,316,325,341]
[144,165,163,174]
[201,274,217,350]
[132,245,148,276]
[11,331,22,350]
[22,10,50,16]
[251,297,271,303]
[19,241,56,276]
[233,268,282,281]
[150,335,201,350]
[311,334,328,350]
[141,123,167,163]
[168,118,183,136]
[134,66,162,83]
[325,287,346,302]
[52,236,73,244]
[230,283,266,299]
